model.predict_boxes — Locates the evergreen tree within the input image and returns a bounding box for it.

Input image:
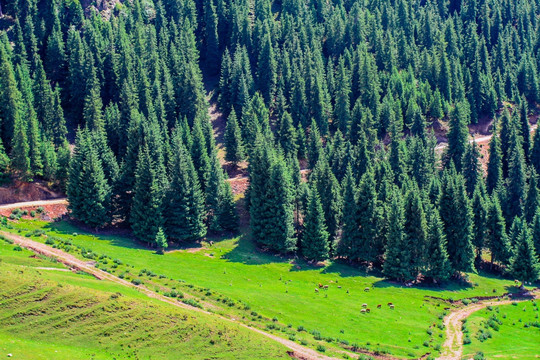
[425,208,451,282]
[524,168,539,224]
[155,227,168,254]
[224,110,245,164]
[165,140,207,241]
[531,209,540,258]
[131,144,164,245]
[486,195,511,266]
[439,169,475,274]
[509,225,539,287]
[487,122,503,193]
[471,183,488,263]
[301,185,330,262]
[215,181,239,232]
[445,101,470,172]
[383,191,412,281]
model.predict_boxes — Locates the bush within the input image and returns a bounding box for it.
[36,206,44,214]
[30,211,36,217]
[45,238,55,245]
[473,352,486,360]
[13,245,22,251]
[297,325,305,332]
[131,279,142,285]
[463,336,471,345]
[311,330,322,340]
[316,345,326,353]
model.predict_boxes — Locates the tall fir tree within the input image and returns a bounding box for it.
[301,185,330,262]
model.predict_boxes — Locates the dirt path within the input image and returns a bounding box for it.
[0,198,67,209]
[435,125,537,151]
[438,292,539,360]
[2,230,344,360]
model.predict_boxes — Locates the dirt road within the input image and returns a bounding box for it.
[0,198,67,209]
[1,230,342,360]
[437,292,539,360]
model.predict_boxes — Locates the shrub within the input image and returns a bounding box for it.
[473,352,486,360]
[131,279,142,285]
[462,299,471,305]
[463,336,471,345]
[300,340,308,345]
[316,345,326,352]
[297,325,305,332]
[36,207,44,214]
[311,330,322,340]
[45,238,54,245]
[13,245,22,251]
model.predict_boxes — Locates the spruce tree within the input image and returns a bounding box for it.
[383,191,412,281]
[165,140,207,242]
[402,184,427,277]
[224,110,245,164]
[531,209,540,258]
[155,227,168,254]
[524,168,539,223]
[471,183,488,263]
[301,185,330,262]
[215,181,239,232]
[487,122,503,193]
[131,144,164,245]
[509,225,539,287]
[445,101,470,172]
[439,169,475,274]
[425,207,451,282]
[486,195,511,266]
[338,166,359,260]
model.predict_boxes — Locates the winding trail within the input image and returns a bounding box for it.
[437,291,539,360]
[1,230,345,360]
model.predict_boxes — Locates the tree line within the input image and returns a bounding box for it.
[0,0,538,283]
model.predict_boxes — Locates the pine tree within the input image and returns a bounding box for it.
[10,116,30,178]
[338,166,359,260]
[383,191,412,281]
[524,168,539,223]
[506,141,526,220]
[67,130,111,228]
[425,207,451,282]
[487,122,503,193]
[266,158,296,253]
[165,140,207,241]
[486,195,511,266]
[0,39,22,148]
[224,110,245,164]
[439,169,475,274]
[215,181,239,232]
[531,209,540,258]
[191,117,211,192]
[155,227,168,254]
[402,184,427,277]
[278,112,298,158]
[471,183,488,263]
[445,101,470,172]
[131,144,164,245]
[509,225,539,287]
[461,143,481,196]
[301,185,330,262]
[531,127,540,175]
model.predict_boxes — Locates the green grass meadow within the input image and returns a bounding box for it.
[1,219,534,358]
[0,236,289,360]
[463,300,540,360]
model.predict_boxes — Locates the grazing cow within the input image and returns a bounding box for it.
[323,285,329,289]
[387,302,393,306]
[514,279,519,284]
[315,288,319,293]
[362,303,368,308]
[361,309,366,313]
[364,287,370,292]
[377,304,382,309]
[337,286,342,289]
[366,308,371,313]
[318,283,323,288]
[389,304,395,309]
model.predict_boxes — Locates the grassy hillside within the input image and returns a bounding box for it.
[2,219,533,358]
[462,301,540,360]
[0,240,289,360]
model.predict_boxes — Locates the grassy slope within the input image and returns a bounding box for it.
[463,301,540,360]
[3,220,532,358]
[0,241,288,360]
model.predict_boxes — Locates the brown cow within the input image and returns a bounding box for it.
[366,308,371,313]
[377,304,382,309]
[323,285,329,289]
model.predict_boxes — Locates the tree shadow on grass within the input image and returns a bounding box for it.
[44,220,149,252]
[220,234,292,266]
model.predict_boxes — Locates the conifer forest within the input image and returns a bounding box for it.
[0,0,540,358]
